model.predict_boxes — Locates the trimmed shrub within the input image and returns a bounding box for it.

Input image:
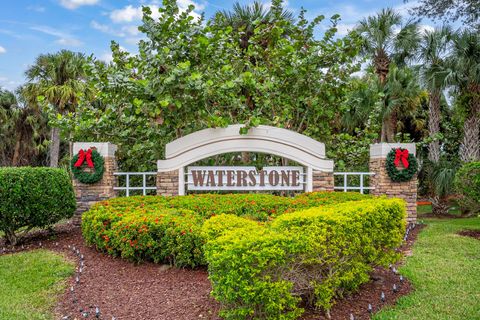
[454,162,480,215]
[82,205,205,267]
[0,167,76,245]
[82,192,372,267]
[203,198,406,319]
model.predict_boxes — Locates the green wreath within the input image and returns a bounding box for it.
[386,148,418,182]
[71,149,105,184]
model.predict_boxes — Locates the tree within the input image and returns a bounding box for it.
[0,88,49,166]
[215,1,294,50]
[356,8,420,142]
[343,66,425,142]
[23,50,89,167]
[445,30,480,162]
[406,0,479,30]
[417,26,453,163]
[64,0,361,171]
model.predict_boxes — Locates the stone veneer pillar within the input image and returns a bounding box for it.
[157,170,180,196]
[72,142,118,213]
[369,143,417,222]
[312,170,334,192]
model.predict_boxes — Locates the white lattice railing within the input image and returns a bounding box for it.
[114,171,375,196]
[333,172,375,194]
[113,172,157,196]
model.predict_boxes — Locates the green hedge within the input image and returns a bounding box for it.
[82,192,370,267]
[0,167,76,245]
[203,198,406,319]
[454,162,480,215]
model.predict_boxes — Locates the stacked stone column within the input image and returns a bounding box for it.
[369,143,417,222]
[72,142,118,213]
[156,170,180,196]
[312,170,334,191]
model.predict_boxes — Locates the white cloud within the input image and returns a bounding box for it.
[30,26,83,47]
[99,46,129,63]
[91,20,125,37]
[109,1,203,23]
[110,5,146,23]
[393,1,418,17]
[99,52,113,63]
[56,37,83,46]
[122,25,140,36]
[59,0,99,10]
[336,23,355,36]
[0,46,6,54]
[27,5,46,12]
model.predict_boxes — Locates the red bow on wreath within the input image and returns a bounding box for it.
[74,149,94,168]
[394,149,409,168]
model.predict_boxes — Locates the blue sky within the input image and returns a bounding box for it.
[0,0,435,91]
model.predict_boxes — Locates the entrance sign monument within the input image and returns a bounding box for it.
[157,125,334,195]
[72,125,418,221]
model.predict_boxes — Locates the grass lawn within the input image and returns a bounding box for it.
[0,250,74,320]
[374,217,480,320]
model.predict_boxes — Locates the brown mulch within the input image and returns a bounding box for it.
[458,229,480,240]
[0,221,425,320]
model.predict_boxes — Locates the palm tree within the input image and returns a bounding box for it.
[343,66,424,138]
[444,30,480,162]
[416,26,453,215]
[356,8,420,142]
[417,26,453,163]
[23,50,89,167]
[215,1,294,50]
[0,88,49,166]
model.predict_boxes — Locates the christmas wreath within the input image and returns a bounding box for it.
[71,148,105,184]
[386,148,418,182]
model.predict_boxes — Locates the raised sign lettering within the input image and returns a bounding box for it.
[187,166,304,191]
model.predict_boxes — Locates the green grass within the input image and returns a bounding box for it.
[0,250,74,320]
[374,217,480,320]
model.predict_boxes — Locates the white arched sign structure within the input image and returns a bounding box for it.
[157,125,334,195]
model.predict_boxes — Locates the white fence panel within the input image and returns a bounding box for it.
[114,172,157,196]
[333,172,375,194]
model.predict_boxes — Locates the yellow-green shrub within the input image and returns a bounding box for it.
[203,198,406,319]
[82,192,373,267]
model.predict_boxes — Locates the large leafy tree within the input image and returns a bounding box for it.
[23,50,89,167]
[445,30,480,162]
[406,0,479,30]
[356,8,420,142]
[64,0,361,171]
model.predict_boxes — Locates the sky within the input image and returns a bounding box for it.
[0,0,438,91]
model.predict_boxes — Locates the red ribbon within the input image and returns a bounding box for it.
[74,149,94,168]
[394,149,409,168]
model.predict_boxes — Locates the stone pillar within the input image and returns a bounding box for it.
[369,143,417,222]
[157,170,179,196]
[72,142,118,213]
[312,170,334,192]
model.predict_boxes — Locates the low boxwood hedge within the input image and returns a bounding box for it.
[203,198,406,319]
[0,167,76,245]
[82,192,370,267]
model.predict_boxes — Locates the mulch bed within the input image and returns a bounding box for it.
[0,220,425,320]
[458,229,480,240]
